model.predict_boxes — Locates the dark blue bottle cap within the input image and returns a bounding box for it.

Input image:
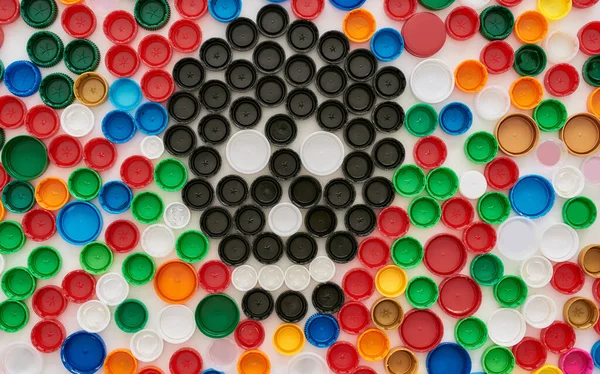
[57,201,103,246]
[426,342,472,374]
[330,0,367,10]
[370,27,404,62]
[109,78,142,111]
[5,60,41,97]
[202,370,224,374]
[509,175,555,218]
[208,0,241,23]
[101,110,136,144]
[304,313,340,348]
[439,102,473,135]
[135,102,169,135]
[98,181,133,214]
[61,331,106,374]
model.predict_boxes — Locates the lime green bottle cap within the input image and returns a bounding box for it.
[533,99,568,132]
[418,0,454,10]
[405,103,438,137]
[68,168,102,201]
[477,192,510,225]
[27,246,61,279]
[39,73,74,109]
[21,0,58,28]
[479,6,514,41]
[131,191,164,224]
[393,164,426,197]
[455,316,487,350]
[493,275,528,308]
[122,252,156,286]
[482,345,515,374]
[195,293,240,338]
[2,180,35,213]
[64,39,101,75]
[0,300,29,332]
[583,55,600,87]
[408,196,441,228]
[426,167,459,200]
[1,135,48,180]
[391,236,423,269]
[155,158,188,192]
[563,196,597,230]
[406,276,438,309]
[134,0,171,30]
[513,44,547,77]
[115,299,148,333]
[464,131,498,164]
[80,242,113,275]
[26,31,64,68]
[470,253,504,286]
[0,221,26,254]
[176,230,209,263]
[1,266,36,300]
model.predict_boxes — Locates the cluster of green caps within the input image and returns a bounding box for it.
[26,31,100,74]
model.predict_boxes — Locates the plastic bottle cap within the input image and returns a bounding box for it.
[104,349,138,374]
[405,104,438,137]
[138,34,172,68]
[142,223,174,257]
[544,63,579,97]
[375,265,408,298]
[564,196,597,229]
[377,206,409,239]
[356,237,389,269]
[96,272,129,306]
[541,31,578,65]
[0,221,25,254]
[446,6,479,40]
[426,343,472,374]
[552,165,585,198]
[39,73,75,109]
[496,216,537,261]
[28,246,61,279]
[326,342,359,373]
[122,253,155,286]
[455,60,488,92]
[514,44,547,77]
[474,85,510,121]
[1,135,48,180]
[410,59,454,103]
[494,275,528,308]
[0,95,26,129]
[484,157,518,190]
[1,180,34,214]
[235,319,265,350]
[272,323,305,356]
[138,137,164,161]
[275,290,308,324]
[62,270,95,303]
[207,0,240,22]
[538,0,572,20]
[291,0,324,19]
[343,268,374,303]
[509,175,554,219]
[522,294,557,330]
[0,0,19,24]
[1,343,43,374]
[559,348,594,374]
[488,309,527,346]
[514,10,547,44]
[564,297,599,330]
[560,113,600,156]
[175,0,207,19]
[413,136,447,170]
[282,265,309,292]
[392,164,425,198]
[510,77,544,110]
[405,276,438,309]
[520,255,553,288]
[166,93,200,126]
[60,103,94,137]
[225,129,270,174]
[196,293,240,338]
[104,220,139,254]
[400,309,443,352]
[82,138,117,172]
[439,102,472,136]
[385,347,418,374]
[458,171,487,200]
[356,328,390,363]
[27,30,64,69]
[115,299,147,333]
[391,236,423,269]
[533,100,568,133]
[409,196,442,229]
[61,331,106,374]
[580,244,600,277]
[169,348,202,374]
[0,299,28,332]
[479,5,514,40]
[255,264,282,292]
[4,61,41,97]
[80,242,113,275]
[455,317,487,350]
[207,339,237,370]
[154,260,197,304]
[103,10,137,44]
[402,12,446,58]
[480,41,514,75]
[99,181,132,214]
[426,167,459,200]
[57,201,103,245]
[341,9,375,43]
[48,134,82,168]
[307,256,335,283]
[130,329,163,363]
[288,353,328,374]
[266,202,301,237]
[482,346,516,374]
[109,78,142,111]
[541,321,576,354]
[224,18,257,52]
[441,197,474,230]
[439,275,482,318]
[21,208,55,242]
[167,19,201,53]
[371,297,404,331]
[31,318,66,353]
[30,285,65,319]
[552,262,585,294]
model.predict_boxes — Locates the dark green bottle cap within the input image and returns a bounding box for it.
[64,39,101,75]
[533,99,568,132]
[1,266,36,300]
[482,345,515,374]
[26,31,63,68]
[470,253,504,286]
[80,242,113,275]
[391,236,423,269]
[68,168,102,201]
[405,103,438,137]
[176,230,209,263]
[0,221,26,255]
[195,293,240,338]
[455,317,487,350]
[2,180,35,213]
[393,164,426,197]
[0,300,29,332]
[406,276,438,308]
[479,6,514,41]
[131,191,164,224]
[464,131,498,164]
[493,275,527,308]
[27,246,61,279]
[122,252,156,285]
[0,128,4,151]
[0,60,4,82]
[563,196,597,229]
[1,135,48,180]
[583,55,600,87]
[477,192,510,225]
[425,167,459,200]
[115,299,148,333]
[21,0,58,29]
[134,0,171,30]
[408,196,441,228]
[418,0,455,9]
[155,158,187,192]
[513,44,547,76]
[39,73,74,109]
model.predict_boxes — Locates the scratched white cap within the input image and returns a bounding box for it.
[226,129,271,174]
[140,135,164,160]
[0,343,43,374]
[459,170,488,199]
[231,264,258,292]
[540,223,579,262]
[300,131,345,176]
[258,264,285,291]
[410,59,454,104]
[157,305,195,344]
[141,224,175,258]
[285,265,311,291]
[96,272,129,306]
[130,329,164,362]
[520,255,553,288]
[522,294,557,329]
[77,300,111,333]
[61,103,95,137]
[163,202,191,230]
[309,256,336,283]
[487,308,527,347]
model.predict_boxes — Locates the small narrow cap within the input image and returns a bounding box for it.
[28,246,61,279]
[393,164,425,197]
[103,10,137,44]
[440,102,472,136]
[327,342,359,373]
[257,265,283,292]
[377,206,409,238]
[208,0,241,22]
[291,0,324,20]
[563,196,597,229]
[24,103,56,138]
[485,157,519,190]
[115,299,148,333]
[169,348,202,374]
[273,323,305,356]
[534,99,568,132]
[31,319,66,353]
[375,265,408,298]
[0,300,29,332]
[109,78,142,111]
[80,242,113,275]
[130,330,163,362]
[284,265,311,292]
[104,349,138,373]
[384,347,418,374]
[408,196,441,229]
[470,253,504,286]
[494,275,528,308]
[414,136,447,169]
[371,298,403,331]
[487,309,527,346]
[522,295,557,329]
[131,192,163,224]
[21,209,55,243]
[141,69,174,102]
[520,256,553,288]
[446,6,479,40]
[275,290,308,323]
[455,60,488,92]
[541,223,579,264]
[510,77,544,110]
[515,11,547,44]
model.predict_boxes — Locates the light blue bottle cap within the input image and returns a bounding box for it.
[135,102,169,135]
[57,201,103,245]
[439,102,473,135]
[4,61,41,97]
[304,313,339,348]
[591,340,600,369]
[61,331,106,374]
[509,175,555,218]
[101,110,136,144]
[370,28,404,62]
[108,78,142,111]
[330,0,367,10]
[426,342,472,374]
[98,181,133,214]
[208,0,242,23]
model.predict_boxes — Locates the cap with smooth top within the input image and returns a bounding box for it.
[539,223,578,263]
[156,305,195,345]
[552,165,585,198]
[533,99,568,132]
[426,167,459,200]
[391,236,423,269]
[96,272,128,306]
[579,244,600,277]
[166,92,200,125]
[495,114,540,158]
[56,201,102,246]
[32,285,66,318]
[560,113,600,156]
[487,308,527,346]
[273,323,305,356]
[406,276,438,309]
[231,265,257,292]
[169,348,202,374]
[344,52,377,83]
[482,346,515,374]
[325,231,358,264]
[439,102,472,136]
[28,246,61,279]
[426,343,472,374]
[494,275,528,308]
[115,299,147,333]
[61,331,106,374]
[438,275,482,318]
[520,256,553,288]
[375,266,407,298]
[253,41,285,74]
[410,59,454,103]
[475,85,511,121]
[497,217,538,263]
[509,175,554,218]
[370,28,403,62]
[338,301,369,336]
[470,252,504,286]
[154,260,197,304]
[563,297,599,329]
[405,104,438,137]
[195,293,240,339]
[400,309,444,352]
[402,12,446,58]
[533,365,563,374]
[327,342,359,374]
[455,317,487,350]
[122,252,155,286]
[357,329,390,363]
[238,350,270,374]
[563,196,597,229]
[522,294,557,329]
[515,11,547,44]
[552,261,585,294]
[408,196,441,229]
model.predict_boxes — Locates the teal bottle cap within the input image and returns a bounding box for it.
[115,299,148,333]
[80,242,113,275]
[426,167,459,200]
[26,31,64,68]
[122,252,156,285]
[131,191,164,224]
[68,168,102,201]
[405,103,438,137]
[39,73,74,109]
[64,39,101,74]
[1,135,48,180]
[195,293,240,338]
[0,220,26,254]
[493,275,528,308]
[583,55,600,87]
[134,0,171,30]
[393,164,426,197]
[455,316,487,350]
[2,180,35,213]
[563,196,597,229]
[479,6,514,40]
[1,266,36,300]
[21,0,58,28]
[470,253,504,286]
[482,345,515,374]
[406,276,438,309]
[155,158,188,192]
[391,236,423,269]
[477,192,511,224]
[0,300,29,332]
[464,131,498,164]
[408,196,441,228]
[533,99,568,132]
[27,246,61,279]
[176,230,209,263]
[514,44,547,76]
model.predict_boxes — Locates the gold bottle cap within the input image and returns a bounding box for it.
[371,298,403,330]
[563,297,599,330]
[385,347,419,374]
[74,72,109,107]
[579,244,600,278]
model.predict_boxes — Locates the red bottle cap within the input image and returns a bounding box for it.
[446,6,480,41]
[175,0,207,19]
[540,321,576,354]
[169,19,202,53]
[544,63,579,97]
[353,367,376,374]
[573,0,598,7]
[0,25,3,48]
[49,134,83,168]
[462,221,496,254]
[198,260,231,293]
[551,262,585,295]
[327,342,359,374]
[103,10,138,44]
[0,95,26,129]
[0,0,19,24]
[62,269,95,303]
[61,4,96,38]
[105,44,140,78]
[25,105,59,139]
[484,157,519,190]
[0,163,9,191]
[83,138,117,171]
[32,285,68,318]
[578,21,600,55]
[414,136,447,169]
[384,0,417,21]
[594,319,600,335]
[120,155,154,189]
[169,348,203,374]
[22,208,56,241]
[377,206,410,239]
[235,319,265,350]
[438,275,482,319]
[138,34,173,68]
[402,12,446,58]
[441,197,474,230]
[139,367,163,374]
[291,0,325,20]
[31,319,66,353]
[105,220,139,253]
[480,41,514,74]
[512,337,547,371]
[358,237,390,269]
[497,0,523,5]
[399,309,443,352]
[342,269,375,301]
[141,69,175,102]
[593,278,600,303]
[424,233,467,277]
[338,301,370,335]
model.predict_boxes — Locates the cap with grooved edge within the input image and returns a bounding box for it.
[115,299,148,333]
[455,317,487,350]
[0,300,29,332]
[134,0,170,30]
[122,252,155,286]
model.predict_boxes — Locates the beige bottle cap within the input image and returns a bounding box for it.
[578,244,600,278]
[74,72,109,107]
[371,298,403,330]
[563,297,599,330]
[560,113,600,156]
[384,347,419,374]
[495,113,539,157]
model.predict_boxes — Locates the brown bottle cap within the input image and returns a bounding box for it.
[560,113,600,156]
[495,113,539,157]
[385,347,419,374]
[579,244,600,278]
[74,72,109,107]
[371,298,403,330]
[563,297,599,330]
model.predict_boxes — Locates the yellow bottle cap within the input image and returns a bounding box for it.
[343,9,376,43]
[509,77,544,110]
[515,10,548,44]
[537,0,572,21]
[35,177,70,211]
[74,72,109,107]
[375,265,408,297]
[104,349,137,374]
[238,350,271,374]
[273,323,305,356]
[385,347,419,374]
[533,364,563,374]
[357,328,390,362]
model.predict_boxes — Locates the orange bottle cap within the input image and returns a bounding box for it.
[579,244,600,278]
[104,349,138,374]
[384,347,419,374]
[35,177,70,210]
[515,10,548,44]
[375,265,408,297]
[509,77,544,110]
[342,9,376,43]
[560,113,600,156]
[238,350,271,374]
[0,200,5,221]
[588,88,600,117]
[357,328,390,362]
[154,260,198,304]
[563,297,599,329]
[273,323,305,356]
[495,113,540,157]
[454,60,488,93]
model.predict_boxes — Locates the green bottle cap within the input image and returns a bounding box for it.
[39,73,74,109]
[131,191,164,224]
[405,103,438,137]
[464,131,498,164]
[455,316,487,350]
[393,164,426,197]
[176,230,209,263]
[0,300,29,332]
[2,180,35,213]
[583,55,600,87]
[391,236,423,269]
[0,221,26,255]
[20,0,58,29]
[493,275,528,308]
[477,192,510,225]
[26,31,64,68]
[64,39,101,75]
[155,158,188,192]
[134,0,171,30]
[563,196,597,230]
[482,345,515,374]
[122,252,156,285]
[27,246,61,279]
[513,44,547,77]
[418,0,454,10]
[68,168,102,201]
[195,293,240,338]
[406,276,438,308]
[80,242,113,275]
[1,266,36,300]
[425,167,459,200]
[470,253,504,286]
[1,135,48,180]
[479,6,514,41]
[533,99,568,132]
[0,60,4,82]
[408,196,441,228]
[115,299,148,333]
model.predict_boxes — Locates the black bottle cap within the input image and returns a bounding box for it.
[316,65,347,98]
[343,118,376,150]
[253,41,286,74]
[225,59,258,92]
[199,37,232,71]
[217,175,249,207]
[257,4,289,38]
[276,291,308,323]
[363,177,395,208]
[372,101,405,133]
[164,125,197,157]
[255,75,287,107]
[234,204,266,236]
[286,88,317,120]
[198,114,230,145]
[344,49,378,82]
[289,176,322,208]
[286,232,318,264]
[344,204,376,236]
[324,178,355,209]
[226,17,259,51]
[200,206,232,238]
[284,54,316,87]
[287,19,319,53]
[373,66,406,100]
[200,80,230,113]
[316,99,347,131]
[230,96,262,129]
[181,178,214,211]
[167,91,200,123]
[265,114,297,147]
[253,232,284,264]
[312,282,344,314]
[344,83,376,115]
[250,176,282,208]
[219,234,251,266]
[242,288,274,321]
[189,146,222,178]
[173,57,205,91]
[317,30,350,64]
[342,151,374,183]
[305,205,337,237]
[372,138,405,170]
[269,148,301,180]
[326,231,358,263]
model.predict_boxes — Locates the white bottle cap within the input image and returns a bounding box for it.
[487,308,527,347]
[552,165,585,198]
[268,202,303,237]
[288,352,329,374]
[231,264,258,291]
[141,224,175,258]
[77,300,111,333]
[96,272,129,306]
[226,129,271,174]
[0,254,4,275]
[543,30,579,64]
[536,138,567,169]
[140,136,164,160]
[540,223,579,262]
[474,85,511,121]
[163,202,191,230]
[0,343,43,374]
[581,153,600,185]
[520,255,553,288]
[60,103,95,137]
[157,305,195,344]
[309,256,336,283]
[410,59,454,104]
[497,217,538,261]
[130,329,164,363]
[258,264,285,291]
[459,170,488,200]
[460,0,490,8]
[522,294,557,329]
[285,265,311,291]
[208,338,238,370]
[300,131,345,176]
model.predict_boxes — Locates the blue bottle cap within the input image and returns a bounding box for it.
[426,342,472,374]
[135,102,169,135]
[304,313,340,348]
[509,175,555,218]
[57,201,103,246]
[61,331,106,374]
[370,28,404,62]
[98,181,133,214]
[202,370,225,374]
[208,0,242,23]
[330,0,367,10]
[592,340,600,369]
[101,110,136,144]
[4,61,42,97]
[439,102,473,135]
[108,78,142,111]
